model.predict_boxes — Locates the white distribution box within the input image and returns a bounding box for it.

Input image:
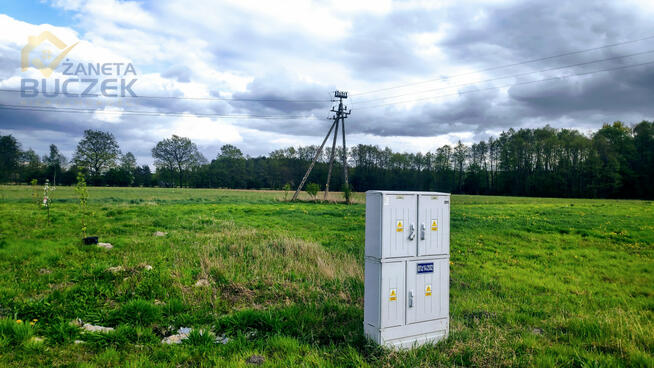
[363,191,450,349]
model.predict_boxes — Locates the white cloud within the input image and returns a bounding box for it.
[166,116,243,144]
[91,105,123,123]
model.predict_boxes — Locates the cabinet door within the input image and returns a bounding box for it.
[417,194,449,256]
[406,258,449,325]
[382,194,417,258]
[380,261,405,328]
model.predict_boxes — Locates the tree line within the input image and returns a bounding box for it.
[1,120,652,199]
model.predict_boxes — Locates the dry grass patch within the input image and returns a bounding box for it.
[200,226,360,283]
[168,225,361,309]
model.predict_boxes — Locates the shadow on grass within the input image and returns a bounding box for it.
[215,302,368,348]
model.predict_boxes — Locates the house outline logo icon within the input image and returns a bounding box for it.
[21,31,79,78]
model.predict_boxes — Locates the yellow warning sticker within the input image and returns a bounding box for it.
[396,220,404,232]
[425,284,432,296]
[389,288,397,301]
[431,219,438,231]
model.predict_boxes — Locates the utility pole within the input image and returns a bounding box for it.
[292,90,350,202]
[323,115,339,200]
[340,101,349,193]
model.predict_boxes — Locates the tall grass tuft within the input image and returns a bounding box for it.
[0,318,35,348]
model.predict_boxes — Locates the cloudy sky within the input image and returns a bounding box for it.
[1,0,653,165]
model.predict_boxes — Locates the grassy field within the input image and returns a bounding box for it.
[0,185,652,367]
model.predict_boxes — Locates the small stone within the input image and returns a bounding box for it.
[97,242,113,249]
[153,231,167,237]
[161,327,192,344]
[30,336,45,343]
[82,323,114,333]
[245,331,257,339]
[161,334,186,344]
[39,268,52,274]
[215,334,230,344]
[74,340,85,344]
[143,265,153,271]
[106,266,124,273]
[70,318,83,327]
[194,279,210,287]
[532,328,543,335]
[246,355,265,365]
[154,299,165,306]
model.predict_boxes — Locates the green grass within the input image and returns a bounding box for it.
[0,185,652,367]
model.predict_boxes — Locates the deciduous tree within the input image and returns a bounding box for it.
[152,135,205,187]
[73,130,120,178]
[0,135,21,182]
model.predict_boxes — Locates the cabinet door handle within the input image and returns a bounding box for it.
[408,223,416,240]
[408,290,414,308]
[420,223,425,240]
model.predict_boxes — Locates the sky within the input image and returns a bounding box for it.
[1,0,653,166]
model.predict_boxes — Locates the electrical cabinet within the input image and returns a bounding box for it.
[364,191,450,349]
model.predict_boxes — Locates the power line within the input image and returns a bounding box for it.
[352,49,654,106]
[0,88,331,103]
[354,59,654,110]
[0,104,325,119]
[353,34,654,96]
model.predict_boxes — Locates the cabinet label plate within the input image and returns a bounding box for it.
[417,262,434,273]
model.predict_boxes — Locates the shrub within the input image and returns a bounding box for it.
[75,172,89,238]
[282,183,292,201]
[42,179,55,224]
[30,179,39,206]
[305,183,319,200]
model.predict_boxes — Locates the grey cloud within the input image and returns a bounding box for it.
[229,74,332,115]
[349,88,502,137]
[341,10,442,80]
[162,65,192,82]
[0,55,20,79]
[440,1,641,64]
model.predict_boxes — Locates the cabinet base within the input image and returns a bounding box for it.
[364,318,449,349]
